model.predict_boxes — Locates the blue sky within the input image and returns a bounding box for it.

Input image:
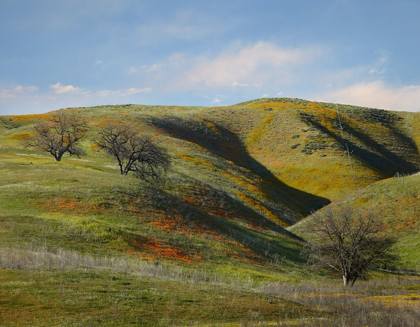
[1,0,420,114]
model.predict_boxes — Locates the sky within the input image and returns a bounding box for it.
[1,0,420,115]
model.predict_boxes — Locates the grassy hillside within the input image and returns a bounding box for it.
[1,98,419,325]
[226,98,419,203]
[2,99,419,221]
[1,99,419,262]
[290,172,420,269]
[0,105,312,276]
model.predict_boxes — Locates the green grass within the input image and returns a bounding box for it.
[0,268,322,326]
[1,264,418,326]
[1,98,419,325]
[290,173,420,268]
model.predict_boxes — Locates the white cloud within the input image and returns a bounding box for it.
[128,66,138,74]
[16,85,38,92]
[139,53,187,76]
[121,87,152,96]
[0,90,16,99]
[48,83,151,98]
[377,51,389,65]
[212,98,222,104]
[49,82,80,94]
[276,91,283,96]
[96,90,114,97]
[94,60,103,66]
[145,64,163,73]
[261,93,269,98]
[316,81,420,111]
[126,43,322,93]
[0,85,38,99]
[232,81,249,87]
[96,87,152,97]
[184,42,322,88]
[369,68,386,75]
[368,50,389,75]
[0,83,152,114]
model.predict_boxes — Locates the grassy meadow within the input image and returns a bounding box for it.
[0,98,419,326]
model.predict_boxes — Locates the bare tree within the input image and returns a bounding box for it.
[302,207,398,286]
[27,112,88,161]
[95,123,170,181]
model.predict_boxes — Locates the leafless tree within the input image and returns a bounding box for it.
[95,123,170,181]
[27,112,88,161]
[302,207,398,286]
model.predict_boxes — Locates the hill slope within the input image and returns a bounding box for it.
[1,98,419,267]
[1,98,420,326]
[290,172,420,268]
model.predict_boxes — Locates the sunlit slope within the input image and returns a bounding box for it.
[1,98,419,225]
[206,98,419,207]
[290,173,420,269]
[0,107,304,273]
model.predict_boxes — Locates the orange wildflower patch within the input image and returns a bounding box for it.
[149,214,223,240]
[150,219,179,231]
[145,240,193,263]
[247,221,267,231]
[129,236,193,263]
[10,114,53,124]
[4,132,31,140]
[181,195,201,206]
[39,198,102,214]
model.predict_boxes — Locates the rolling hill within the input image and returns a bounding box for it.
[0,98,419,325]
[1,98,419,263]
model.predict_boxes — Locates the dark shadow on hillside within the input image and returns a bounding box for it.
[301,115,419,176]
[152,116,331,217]
[389,128,420,171]
[147,188,304,263]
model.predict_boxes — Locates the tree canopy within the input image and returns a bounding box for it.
[302,207,398,286]
[95,122,170,181]
[27,112,88,161]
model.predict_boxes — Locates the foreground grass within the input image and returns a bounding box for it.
[1,253,418,327]
[257,277,420,327]
[0,266,319,326]
[1,246,419,326]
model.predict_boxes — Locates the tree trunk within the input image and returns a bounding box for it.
[343,275,349,286]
